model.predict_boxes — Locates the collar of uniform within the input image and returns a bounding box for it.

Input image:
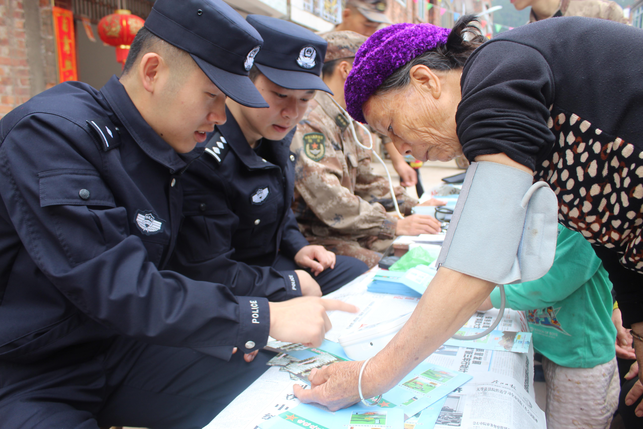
[316,92,349,129]
[100,76,203,173]
[220,106,294,170]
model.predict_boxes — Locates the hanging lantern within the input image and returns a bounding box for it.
[97,9,145,66]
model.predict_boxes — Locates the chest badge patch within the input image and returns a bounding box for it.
[135,210,165,235]
[251,187,270,205]
[303,133,326,162]
[297,46,317,69]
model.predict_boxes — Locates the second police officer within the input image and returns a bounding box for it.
[169,15,368,303]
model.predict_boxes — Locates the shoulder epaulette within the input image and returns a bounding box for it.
[335,113,349,131]
[204,130,230,164]
[86,118,121,151]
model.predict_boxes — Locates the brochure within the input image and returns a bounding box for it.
[371,362,472,418]
[367,264,436,297]
[259,403,406,429]
[410,397,448,428]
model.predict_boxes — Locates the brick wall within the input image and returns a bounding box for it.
[387,0,415,24]
[39,0,58,91]
[0,0,30,117]
[0,0,57,119]
[386,0,443,26]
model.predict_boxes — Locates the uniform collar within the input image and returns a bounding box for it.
[315,92,352,132]
[100,76,203,174]
[219,106,294,169]
[316,92,344,121]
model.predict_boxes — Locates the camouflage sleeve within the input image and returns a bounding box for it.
[291,119,397,238]
[353,129,418,215]
[604,1,626,22]
[564,0,626,22]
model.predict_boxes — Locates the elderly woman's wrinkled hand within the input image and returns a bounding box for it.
[293,361,364,411]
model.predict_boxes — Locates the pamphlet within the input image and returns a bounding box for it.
[371,362,472,418]
[259,403,406,429]
[412,398,448,428]
[367,264,436,297]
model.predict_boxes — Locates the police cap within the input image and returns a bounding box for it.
[144,0,269,108]
[246,15,332,94]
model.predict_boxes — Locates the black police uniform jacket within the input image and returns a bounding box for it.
[169,107,309,301]
[0,77,268,363]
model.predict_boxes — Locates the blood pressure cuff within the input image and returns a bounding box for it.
[436,161,558,284]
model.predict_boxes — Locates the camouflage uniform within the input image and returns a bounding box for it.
[529,0,626,22]
[291,92,418,268]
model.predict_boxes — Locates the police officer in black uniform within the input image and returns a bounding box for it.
[0,1,356,427]
[169,15,368,302]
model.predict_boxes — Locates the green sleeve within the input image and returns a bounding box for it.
[490,225,602,310]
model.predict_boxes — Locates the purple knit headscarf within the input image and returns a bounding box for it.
[345,23,451,123]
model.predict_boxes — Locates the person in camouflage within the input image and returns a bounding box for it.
[328,0,422,191]
[512,0,626,22]
[334,0,391,37]
[290,31,443,268]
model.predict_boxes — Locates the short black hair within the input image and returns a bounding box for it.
[321,57,354,79]
[248,65,262,82]
[122,27,157,76]
[121,27,193,78]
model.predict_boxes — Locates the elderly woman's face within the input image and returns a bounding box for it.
[363,67,462,163]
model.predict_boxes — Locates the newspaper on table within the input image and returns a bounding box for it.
[444,329,532,353]
[421,340,544,428]
[204,271,545,429]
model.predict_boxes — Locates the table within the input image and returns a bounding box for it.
[204,269,547,429]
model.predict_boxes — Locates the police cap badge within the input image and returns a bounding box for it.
[245,15,332,94]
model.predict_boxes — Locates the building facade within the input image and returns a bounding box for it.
[1,0,56,116]
[632,0,643,28]
[0,0,495,118]
[0,0,153,118]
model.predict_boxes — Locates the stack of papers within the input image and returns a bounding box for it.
[367,264,437,297]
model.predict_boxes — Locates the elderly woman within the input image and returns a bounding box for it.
[294,14,643,419]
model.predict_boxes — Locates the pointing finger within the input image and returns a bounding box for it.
[323,310,332,334]
[321,299,359,313]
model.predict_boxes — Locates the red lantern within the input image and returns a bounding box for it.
[97,9,145,66]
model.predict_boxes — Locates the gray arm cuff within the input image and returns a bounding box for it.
[436,161,558,284]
